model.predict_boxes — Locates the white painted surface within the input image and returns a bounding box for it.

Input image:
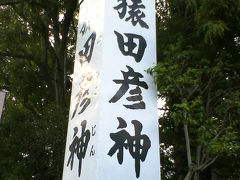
[63,0,160,179]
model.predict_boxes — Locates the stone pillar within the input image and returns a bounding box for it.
[62,0,160,179]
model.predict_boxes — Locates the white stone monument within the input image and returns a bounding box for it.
[63,0,160,179]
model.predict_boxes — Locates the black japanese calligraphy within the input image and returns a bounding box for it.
[109,66,148,109]
[114,0,127,19]
[79,22,90,36]
[114,31,147,63]
[90,145,96,157]
[79,32,96,63]
[92,125,97,136]
[71,65,99,119]
[72,89,91,119]
[108,117,151,178]
[114,0,149,29]
[67,120,90,177]
[124,86,146,109]
[71,74,92,119]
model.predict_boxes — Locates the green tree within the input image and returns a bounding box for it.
[155,0,240,179]
[0,0,79,179]
[0,0,78,106]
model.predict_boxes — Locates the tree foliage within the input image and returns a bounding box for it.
[0,0,79,179]
[155,0,240,179]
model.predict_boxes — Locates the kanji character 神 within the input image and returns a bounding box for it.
[67,120,90,177]
[108,117,151,178]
